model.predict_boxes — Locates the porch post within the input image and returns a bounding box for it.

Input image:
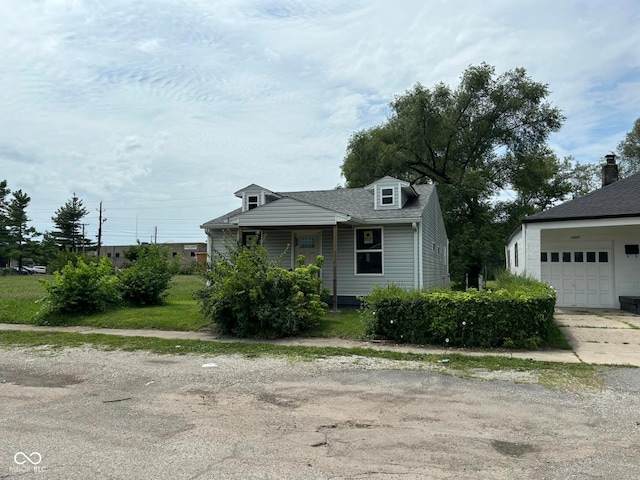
[238,226,243,246]
[333,223,338,312]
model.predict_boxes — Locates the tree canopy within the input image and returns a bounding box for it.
[617,117,640,177]
[341,64,596,285]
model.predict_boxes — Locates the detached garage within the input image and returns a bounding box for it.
[506,155,640,309]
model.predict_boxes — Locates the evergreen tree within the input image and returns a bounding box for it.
[51,194,92,251]
[5,190,39,268]
[0,180,10,267]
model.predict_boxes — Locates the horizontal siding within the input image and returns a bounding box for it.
[262,230,292,270]
[206,228,292,269]
[323,224,416,297]
[422,189,449,289]
[238,198,343,226]
[208,223,422,298]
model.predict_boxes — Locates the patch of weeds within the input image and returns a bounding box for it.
[544,321,572,349]
[620,321,640,330]
[538,366,607,393]
[0,331,627,393]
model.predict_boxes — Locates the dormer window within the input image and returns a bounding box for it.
[247,195,259,210]
[381,188,394,205]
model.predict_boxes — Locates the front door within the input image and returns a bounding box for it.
[293,230,322,267]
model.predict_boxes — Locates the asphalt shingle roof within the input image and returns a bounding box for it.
[201,184,435,227]
[524,171,640,223]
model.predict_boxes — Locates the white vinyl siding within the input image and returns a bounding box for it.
[513,223,640,309]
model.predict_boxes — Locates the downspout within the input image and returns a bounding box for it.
[521,223,527,275]
[412,222,419,289]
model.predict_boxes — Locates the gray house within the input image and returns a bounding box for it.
[506,156,640,309]
[201,176,449,307]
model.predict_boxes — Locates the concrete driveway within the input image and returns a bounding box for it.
[555,308,640,366]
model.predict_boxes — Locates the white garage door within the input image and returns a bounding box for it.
[540,250,613,308]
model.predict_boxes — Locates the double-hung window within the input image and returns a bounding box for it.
[355,228,383,274]
[247,195,259,210]
[380,188,394,205]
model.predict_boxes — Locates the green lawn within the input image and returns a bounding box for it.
[0,274,46,323]
[0,275,209,331]
[0,274,568,348]
[0,275,368,337]
[306,308,367,339]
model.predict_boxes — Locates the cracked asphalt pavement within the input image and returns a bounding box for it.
[1,346,639,479]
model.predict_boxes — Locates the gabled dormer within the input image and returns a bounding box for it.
[364,176,418,210]
[234,184,280,212]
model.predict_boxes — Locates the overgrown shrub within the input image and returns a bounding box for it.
[47,250,98,274]
[118,244,177,306]
[37,257,121,320]
[195,242,328,338]
[362,273,556,349]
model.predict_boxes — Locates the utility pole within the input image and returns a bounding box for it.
[154,226,157,244]
[96,202,106,258]
[81,223,88,254]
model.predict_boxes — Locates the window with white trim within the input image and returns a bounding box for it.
[355,228,383,274]
[247,195,259,210]
[381,188,394,205]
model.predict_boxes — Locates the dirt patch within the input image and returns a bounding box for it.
[0,368,82,388]
[491,439,538,456]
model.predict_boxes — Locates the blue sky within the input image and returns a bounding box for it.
[1,0,639,245]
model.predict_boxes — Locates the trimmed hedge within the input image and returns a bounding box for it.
[362,276,556,349]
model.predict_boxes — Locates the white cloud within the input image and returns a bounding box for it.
[1,0,639,244]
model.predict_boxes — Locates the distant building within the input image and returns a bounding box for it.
[101,242,207,271]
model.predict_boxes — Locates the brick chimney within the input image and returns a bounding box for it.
[602,154,619,187]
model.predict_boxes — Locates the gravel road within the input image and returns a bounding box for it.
[1,346,639,479]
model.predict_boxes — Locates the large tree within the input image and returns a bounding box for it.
[617,117,640,177]
[51,194,92,252]
[341,64,593,285]
[5,190,39,268]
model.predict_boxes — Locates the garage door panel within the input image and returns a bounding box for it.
[599,279,612,291]
[587,278,599,291]
[541,248,613,308]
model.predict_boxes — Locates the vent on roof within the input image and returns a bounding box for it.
[602,154,619,187]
